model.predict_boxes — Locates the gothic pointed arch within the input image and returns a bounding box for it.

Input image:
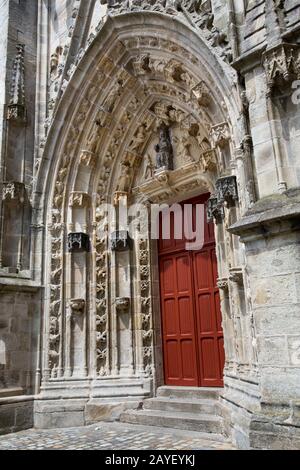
[33,11,256,404]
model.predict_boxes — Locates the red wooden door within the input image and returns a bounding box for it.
[159,194,225,387]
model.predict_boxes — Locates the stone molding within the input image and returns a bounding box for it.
[229,190,300,239]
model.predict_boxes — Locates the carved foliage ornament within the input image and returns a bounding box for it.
[95,234,109,377]
[138,238,153,377]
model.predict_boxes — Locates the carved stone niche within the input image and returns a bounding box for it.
[263,43,300,97]
[69,298,85,314]
[7,104,27,123]
[115,297,130,313]
[2,182,25,205]
[216,175,239,207]
[68,233,90,253]
[207,196,225,224]
[110,230,131,252]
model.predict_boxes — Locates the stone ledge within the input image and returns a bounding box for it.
[0,395,35,405]
[229,189,300,237]
[0,278,41,292]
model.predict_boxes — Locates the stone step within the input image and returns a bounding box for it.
[120,409,223,434]
[157,386,222,401]
[143,397,218,415]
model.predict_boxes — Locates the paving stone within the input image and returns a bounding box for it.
[0,422,234,450]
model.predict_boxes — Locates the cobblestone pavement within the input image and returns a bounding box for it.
[0,422,234,450]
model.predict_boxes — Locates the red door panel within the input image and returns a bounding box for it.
[193,247,224,387]
[159,253,199,386]
[159,194,225,387]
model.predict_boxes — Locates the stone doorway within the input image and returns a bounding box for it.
[158,194,225,387]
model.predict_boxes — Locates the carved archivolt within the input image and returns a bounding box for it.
[44,27,237,381]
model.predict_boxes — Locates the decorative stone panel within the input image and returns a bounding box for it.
[111,231,131,252]
[216,176,239,206]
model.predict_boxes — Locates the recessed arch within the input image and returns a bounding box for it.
[36,11,250,394]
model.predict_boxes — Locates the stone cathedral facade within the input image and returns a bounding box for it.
[0,0,300,450]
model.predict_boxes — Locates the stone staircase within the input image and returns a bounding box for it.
[120,386,227,442]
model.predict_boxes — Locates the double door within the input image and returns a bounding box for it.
[158,194,225,387]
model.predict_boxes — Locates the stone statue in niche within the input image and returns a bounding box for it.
[172,130,194,165]
[155,124,174,171]
[144,155,155,180]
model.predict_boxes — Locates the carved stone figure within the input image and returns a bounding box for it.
[173,130,194,165]
[144,155,155,180]
[155,125,174,171]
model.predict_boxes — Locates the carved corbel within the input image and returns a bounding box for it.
[217,278,229,291]
[68,233,90,252]
[69,192,91,208]
[216,175,239,206]
[69,298,85,314]
[2,182,25,205]
[229,268,243,285]
[115,297,130,312]
[110,230,131,251]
